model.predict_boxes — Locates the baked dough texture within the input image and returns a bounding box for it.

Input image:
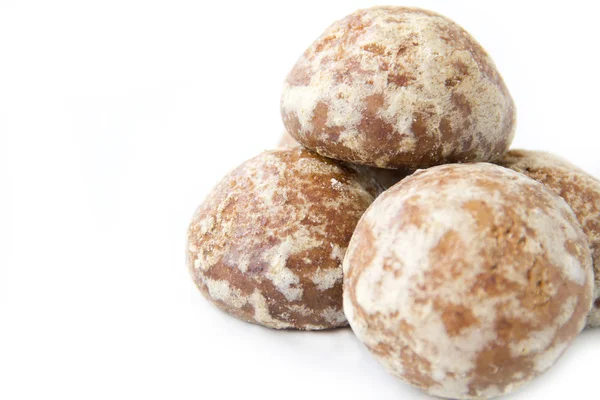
[343,163,593,399]
[188,147,382,329]
[498,149,600,328]
[277,130,411,189]
[281,6,516,169]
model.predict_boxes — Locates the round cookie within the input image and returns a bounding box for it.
[343,163,593,399]
[187,147,382,330]
[498,149,600,327]
[281,6,516,169]
[277,130,411,189]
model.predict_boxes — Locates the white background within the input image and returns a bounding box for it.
[1,1,599,399]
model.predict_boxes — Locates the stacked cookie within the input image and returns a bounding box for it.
[187,6,600,400]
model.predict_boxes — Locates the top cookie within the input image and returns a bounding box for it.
[281,6,516,169]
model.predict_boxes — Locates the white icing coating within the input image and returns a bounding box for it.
[344,163,593,399]
[188,148,381,330]
[311,266,343,291]
[282,6,515,168]
[498,149,600,328]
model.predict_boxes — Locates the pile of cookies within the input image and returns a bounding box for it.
[187,6,600,399]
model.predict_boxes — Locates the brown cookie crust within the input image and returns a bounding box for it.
[343,163,592,399]
[277,130,411,189]
[281,6,516,169]
[187,148,382,329]
[498,149,600,327]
